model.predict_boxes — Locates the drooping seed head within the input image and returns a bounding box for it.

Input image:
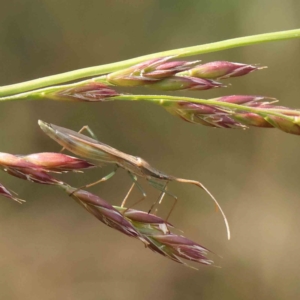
[48,83,119,102]
[63,184,215,267]
[64,186,147,242]
[188,61,263,80]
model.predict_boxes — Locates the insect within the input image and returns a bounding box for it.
[38,120,230,239]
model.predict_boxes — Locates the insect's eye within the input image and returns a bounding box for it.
[135,157,143,166]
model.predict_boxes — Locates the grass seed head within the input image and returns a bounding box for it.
[5,167,63,185]
[107,57,201,87]
[115,207,173,235]
[115,206,214,267]
[147,234,213,267]
[62,185,215,268]
[0,152,64,185]
[48,83,119,102]
[161,95,300,134]
[265,116,300,135]
[188,61,263,80]
[65,186,147,241]
[20,153,95,172]
[147,76,224,91]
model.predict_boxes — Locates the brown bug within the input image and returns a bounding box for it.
[38,120,230,239]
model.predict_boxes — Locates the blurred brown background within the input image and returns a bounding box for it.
[0,1,300,299]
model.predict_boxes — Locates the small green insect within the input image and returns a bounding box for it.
[38,120,230,239]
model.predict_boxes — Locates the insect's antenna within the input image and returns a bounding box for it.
[174,178,230,240]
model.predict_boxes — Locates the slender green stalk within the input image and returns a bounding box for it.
[0,29,299,97]
[0,76,108,102]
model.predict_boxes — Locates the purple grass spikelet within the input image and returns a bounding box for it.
[115,207,214,267]
[48,83,119,102]
[116,207,173,235]
[0,152,64,185]
[146,234,214,267]
[0,182,25,204]
[162,100,246,128]
[265,116,300,135]
[20,153,95,172]
[231,113,273,128]
[216,95,276,105]
[146,76,225,91]
[4,167,64,185]
[160,95,300,134]
[107,57,200,87]
[187,61,265,80]
[63,185,148,243]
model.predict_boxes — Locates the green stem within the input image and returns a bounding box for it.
[0,29,299,97]
[0,76,108,102]
[113,94,299,121]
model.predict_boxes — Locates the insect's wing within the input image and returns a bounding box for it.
[39,121,138,165]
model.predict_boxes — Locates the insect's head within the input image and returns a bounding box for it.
[38,120,79,152]
[38,120,57,141]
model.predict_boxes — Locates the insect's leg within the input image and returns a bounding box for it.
[69,166,118,195]
[122,172,147,211]
[60,125,99,153]
[148,179,178,221]
[165,196,178,223]
[85,167,117,188]
[148,180,178,212]
[147,181,168,214]
[121,181,136,208]
[78,125,99,140]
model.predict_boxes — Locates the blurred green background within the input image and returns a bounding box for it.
[1,1,300,299]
